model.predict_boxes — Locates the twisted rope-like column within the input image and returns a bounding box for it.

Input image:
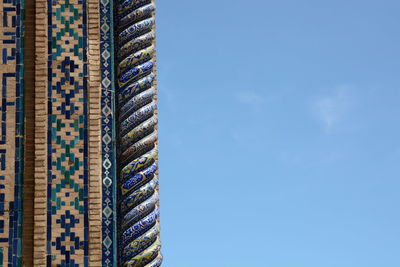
[116,0,162,266]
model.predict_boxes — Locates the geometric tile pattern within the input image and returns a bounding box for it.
[0,0,160,265]
[0,0,23,265]
[100,0,117,265]
[116,0,162,265]
[46,0,89,265]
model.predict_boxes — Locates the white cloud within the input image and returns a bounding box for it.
[235,91,265,105]
[313,85,356,133]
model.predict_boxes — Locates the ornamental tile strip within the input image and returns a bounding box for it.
[88,0,103,265]
[46,0,89,265]
[0,0,24,265]
[22,0,35,264]
[100,0,117,265]
[33,0,49,265]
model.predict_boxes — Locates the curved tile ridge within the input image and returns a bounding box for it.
[116,0,162,266]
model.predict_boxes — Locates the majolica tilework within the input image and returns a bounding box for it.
[46,0,89,265]
[0,0,23,265]
[100,0,117,265]
[0,0,161,265]
[116,0,162,265]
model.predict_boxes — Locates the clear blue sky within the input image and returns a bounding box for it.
[156,1,400,266]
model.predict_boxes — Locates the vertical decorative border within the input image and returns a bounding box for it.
[14,0,24,264]
[88,0,103,265]
[100,0,117,265]
[34,0,111,265]
[0,0,24,264]
[46,0,89,265]
[22,0,36,264]
[33,0,48,265]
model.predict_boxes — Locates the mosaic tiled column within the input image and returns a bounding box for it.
[116,0,162,266]
[0,0,24,265]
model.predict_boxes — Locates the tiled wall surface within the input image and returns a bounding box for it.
[0,0,23,265]
[0,0,163,265]
[33,0,117,265]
